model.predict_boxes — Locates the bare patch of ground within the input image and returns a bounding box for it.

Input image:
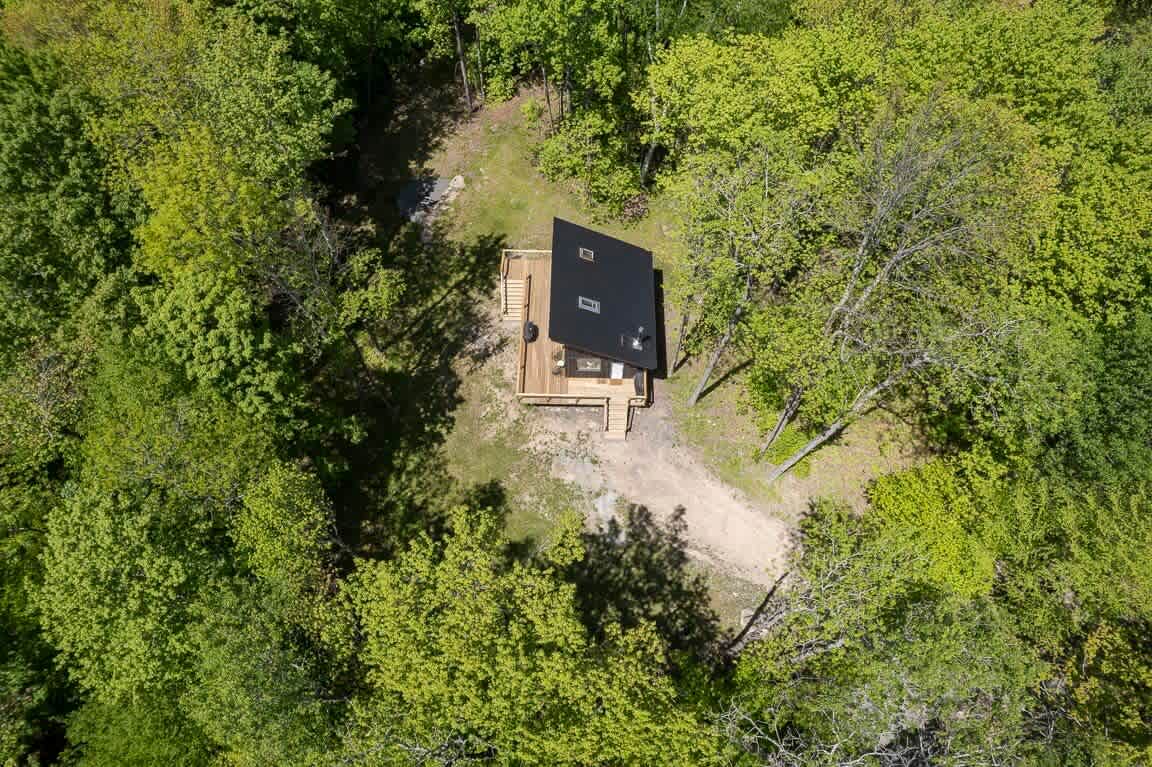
[457,313,921,591]
[464,309,791,586]
[531,397,790,586]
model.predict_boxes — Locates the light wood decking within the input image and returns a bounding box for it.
[520,253,568,396]
[501,249,649,439]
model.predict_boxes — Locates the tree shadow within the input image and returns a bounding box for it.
[696,357,752,403]
[652,269,669,380]
[321,221,504,560]
[321,61,469,236]
[307,55,496,561]
[562,504,721,660]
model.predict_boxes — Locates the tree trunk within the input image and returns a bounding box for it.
[364,44,375,109]
[758,386,803,456]
[688,317,735,406]
[766,419,845,483]
[541,64,555,129]
[563,65,572,118]
[688,274,751,406]
[671,308,691,372]
[766,363,918,482]
[453,12,473,112]
[640,141,659,185]
[724,570,789,658]
[639,52,660,185]
[475,32,486,101]
[362,13,378,109]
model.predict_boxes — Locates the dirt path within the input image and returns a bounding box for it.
[525,385,792,587]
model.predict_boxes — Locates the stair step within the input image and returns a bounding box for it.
[605,401,630,439]
[502,279,526,322]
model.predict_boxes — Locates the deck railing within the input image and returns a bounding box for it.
[500,253,510,315]
[500,249,549,318]
[514,274,532,394]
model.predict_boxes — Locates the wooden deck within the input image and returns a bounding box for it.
[519,253,569,396]
[502,249,650,438]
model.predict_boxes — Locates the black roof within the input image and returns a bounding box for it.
[548,218,658,369]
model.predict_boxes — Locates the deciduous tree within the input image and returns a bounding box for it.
[344,508,714,765]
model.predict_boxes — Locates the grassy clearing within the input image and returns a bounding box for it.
[667,352,924,517]
[704,565,774,632]
[663,362,783,505]
[429,93,678,542]
[426,91,923,555]
[440,359,587,543]
[430,92,676,257]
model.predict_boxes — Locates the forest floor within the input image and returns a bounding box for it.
[392,88,926,625]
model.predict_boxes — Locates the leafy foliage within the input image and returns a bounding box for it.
[181,584,340,767]
[345,508,712,765]
[729,505,1046,765]
[1,0,1151,763]
[64,697,212,767]
[233,461,334,592]
[0,43,126,361]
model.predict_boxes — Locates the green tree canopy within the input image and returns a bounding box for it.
[344,508,713,765]
[0,43,126,360]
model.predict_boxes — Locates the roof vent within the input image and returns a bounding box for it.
[578,247,595,262]
[577,296,601,314]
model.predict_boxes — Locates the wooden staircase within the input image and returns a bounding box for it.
[604,399,630,440]
[502,278,525,322]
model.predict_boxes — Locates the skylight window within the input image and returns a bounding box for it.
[577,296,601,314]
[578,247,595,262]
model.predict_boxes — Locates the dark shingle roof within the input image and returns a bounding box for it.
[548,218,658,369]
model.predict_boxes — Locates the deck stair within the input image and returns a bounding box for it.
[605,399,630,440]
[502,278,525,322]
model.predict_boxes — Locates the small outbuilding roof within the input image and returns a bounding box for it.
[548,218,658,370]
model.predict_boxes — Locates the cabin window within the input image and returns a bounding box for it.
[577,296,600,314]
[578,247,595,262]
[576,356,603,373]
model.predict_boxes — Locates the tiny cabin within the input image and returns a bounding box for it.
[500,219,657,440]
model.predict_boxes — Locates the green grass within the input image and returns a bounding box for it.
[428,95,685,541]
[664,352,922,518]
[424,101,827,511]
[440,362,586,544]
[432,100,677,260]
[663,361,787,506]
